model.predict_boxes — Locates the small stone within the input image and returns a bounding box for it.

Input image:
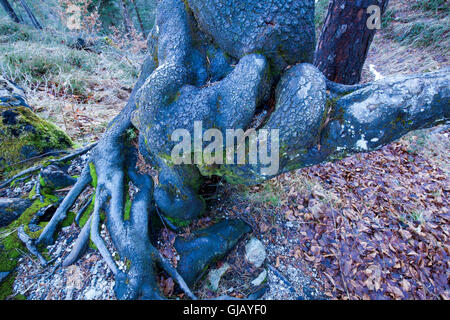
[207,263,230,291]
[65,287,74,300]
[245,238,266,268]
[251,269,267,286]
[84,288,97,300]
[41,165,76,190]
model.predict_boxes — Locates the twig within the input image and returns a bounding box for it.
[0,142,97,189]
[9,150,69,167]
[75,196,93,226]
[155,205,179,231]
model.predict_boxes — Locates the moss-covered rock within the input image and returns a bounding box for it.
[0,198,32,228]
[0,105,73,170]
[0,76,73,173]
[0,192,59,273]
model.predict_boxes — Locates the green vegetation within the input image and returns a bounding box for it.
[0,272,16,300]
[314,0,330,36]
[390,20,449,49]
[0,106,74,176]
[411,0,449,13]
[240,181,282,207]
[0,18,142,96]
[381,0,449,51]
[0,193,59,273]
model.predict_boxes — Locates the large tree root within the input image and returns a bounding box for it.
[31,124,197,299]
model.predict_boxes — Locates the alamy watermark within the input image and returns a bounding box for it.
[367,5,382,30]
[170,121,280,176]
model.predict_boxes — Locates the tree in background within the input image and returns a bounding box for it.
[0,0,22,23]
[314,0,389,84]
[130,0,145,37]
[92,0,154,35]
[17,0,43,29]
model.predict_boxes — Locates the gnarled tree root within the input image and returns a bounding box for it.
[31,127,197,299]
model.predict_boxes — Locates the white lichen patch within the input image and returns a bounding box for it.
[356,135,368,151]
[296,82,312,100]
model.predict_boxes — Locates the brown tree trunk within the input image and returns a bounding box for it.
[314,0,389,85]
[131,0,146,37]
[0,0,22,23]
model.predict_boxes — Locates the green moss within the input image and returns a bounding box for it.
[0,193,58,272]
[79,195,95,228]
[125,259,132,271]
[61,211,76,228]
[39,176,46,187]
[0,106,73,175]
[89,162,97,188]
[89,240,98,250]
[13,294,27,300]
[124,195,132,221]
[28,185,36,200]
[165,216,191,228]
[197,163,249,185]
[0,272,16,300]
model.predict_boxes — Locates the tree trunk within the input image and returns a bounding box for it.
[314,0,389,85]
[119,0,133,34]
[17,0,42,29]
[131,0,146,37]
[0,0,21,23]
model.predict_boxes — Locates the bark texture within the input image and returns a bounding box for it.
[314,0,389,84]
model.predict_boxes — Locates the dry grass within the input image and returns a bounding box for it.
[0,17,146,144]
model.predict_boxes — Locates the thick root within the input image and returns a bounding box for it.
[37,164,92,246]
[55,133,197,300]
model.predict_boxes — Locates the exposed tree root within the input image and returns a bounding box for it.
[37,164,92,246]
[31,118,198,299]
[62,216,91,267]
[74,197,92,226]
[17,225,47,267]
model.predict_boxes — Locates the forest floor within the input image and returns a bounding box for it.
[2,0,449,300]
